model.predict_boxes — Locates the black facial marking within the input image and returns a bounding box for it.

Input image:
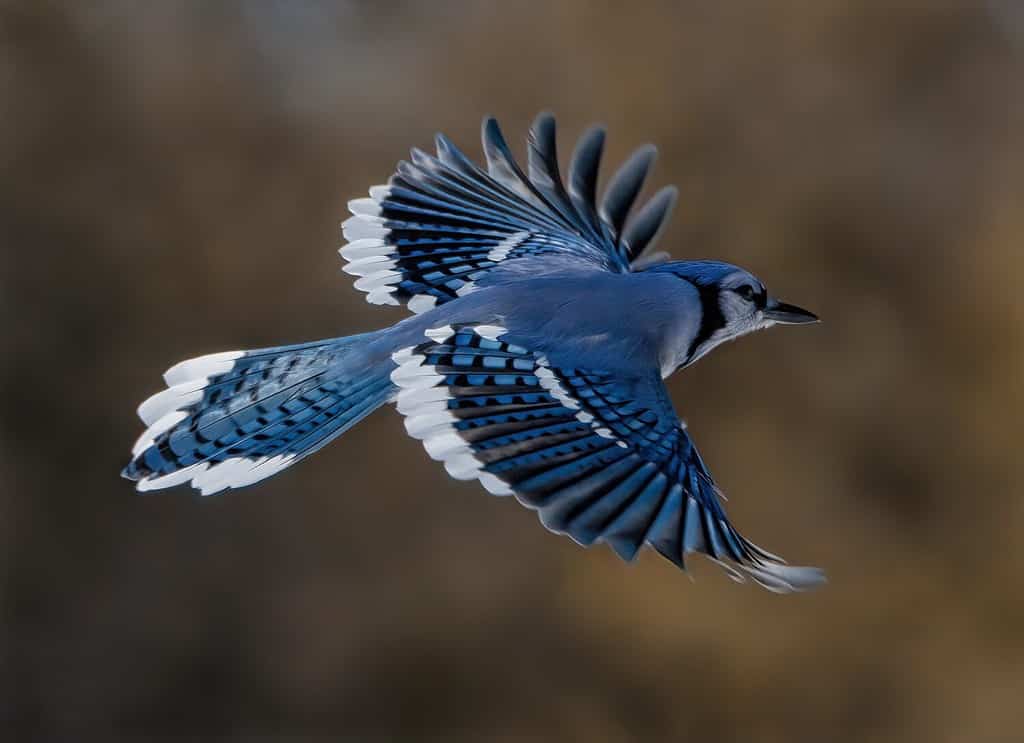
[732,283,767,308]
[680,278,725,363]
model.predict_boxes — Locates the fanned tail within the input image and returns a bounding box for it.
[123,333,393,495]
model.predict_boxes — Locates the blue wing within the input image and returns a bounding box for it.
[340,113,678,313]
[390,324,825,592]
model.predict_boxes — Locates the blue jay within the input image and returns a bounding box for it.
[124,114,825,592]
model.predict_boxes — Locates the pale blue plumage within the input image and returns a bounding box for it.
[124,113,823,592]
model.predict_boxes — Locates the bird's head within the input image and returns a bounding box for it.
[648,260,818,367]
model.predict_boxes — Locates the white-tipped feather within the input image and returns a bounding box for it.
[390,359,425,378]
[353,270,402,291]
[407,294,438,314]
[536,357,627,445]
[391,359,439,379]
[163,351,243,386]
[391,347,415,364]
[192,457,253,496]
[474,324,507,341]
[535,366,580,410]
[181,454,298,496]
[257,456,292,487]
[131,409,188,457]
[390,363,441,391]
[342,215,388,240]
[137,383,205,426]
[392,331,513,496]
[423,431,471,461]
[395,385,452,415]
[348,197,381,216]
[368,184,390,201]
[342,255,396,277]
[403,410,457,438]
[444,453,483,480]
[479,472,513,496]
[137,463,209,492]
[405,419,458,442]
[366,287,401,305]
[424,325,454,342]
[233,454,295,489]
[395,325,624,503]
[339,238,392,260]
[487,231,530,262]
[340,227,525,313]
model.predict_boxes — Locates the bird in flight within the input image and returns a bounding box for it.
[124,113,825,592]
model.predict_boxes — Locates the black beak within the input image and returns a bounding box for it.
[763,298,819,325]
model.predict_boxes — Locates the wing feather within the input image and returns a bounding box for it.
[339,114,680,313]
[600,144,657,246]
[527,113,599,242]
[622,185,678,264]
[568,125,609,243]
[390,324,826,592]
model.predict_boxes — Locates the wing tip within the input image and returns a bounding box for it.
[740,561,828,593]
[530,110,558,139]
[480,115,504,143]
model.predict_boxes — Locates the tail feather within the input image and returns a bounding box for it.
[123,334,393,495]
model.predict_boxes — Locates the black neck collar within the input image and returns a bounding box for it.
[682,279,724,365]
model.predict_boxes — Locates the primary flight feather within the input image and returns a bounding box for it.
[123,113,825,593]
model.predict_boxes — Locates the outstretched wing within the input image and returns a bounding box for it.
[340,113,678,313]
[390,324,825,592]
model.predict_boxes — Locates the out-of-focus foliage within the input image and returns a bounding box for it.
[2,1,1023,740]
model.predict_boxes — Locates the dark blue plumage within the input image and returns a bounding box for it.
[124,113,823,592]
[391,325,741,568]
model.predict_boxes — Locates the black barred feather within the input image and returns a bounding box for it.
[123,335,393,495]
[390,324,826,592]
[340,114,678,313]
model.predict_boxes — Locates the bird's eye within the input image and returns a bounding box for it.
[735,285,756,301]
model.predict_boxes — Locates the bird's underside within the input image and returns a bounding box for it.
[124,112,825,592]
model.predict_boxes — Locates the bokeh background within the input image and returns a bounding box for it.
[3,1,1023,740]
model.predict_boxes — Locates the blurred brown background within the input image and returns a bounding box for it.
[2,1,1023,740]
